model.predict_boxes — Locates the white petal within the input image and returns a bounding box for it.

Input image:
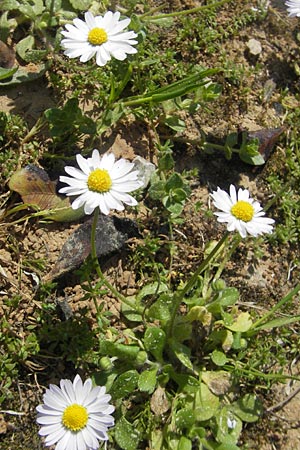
[229,184,237,203]
[101,10,116,30]
[37,414,61,425]
[98,195,111,215]
[84,11,97,29]
[82,427,99,449]
[112,180,142,192]
[59,176,86,188]
[43,426,67,446]
[73,17,89,32]
[238,188,250,201]
[90,149,101,168]
[39,422,64,436]
[64,166,87,180]
[84,202,97,215]
[100,152,116,170]
[110,159,134,178]
[54,430,74,450]
[96,47,111,66]
[61,379,76,403]
[77,378,93,404]
[76,154,91,175]
[108,18,131,35]
[80,48,97,62]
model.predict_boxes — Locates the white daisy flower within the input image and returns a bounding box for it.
[285,0,300,17]
[61,10,138,66]
[211,184,275,238]
[36,374,115,450]
[59,149,143,215]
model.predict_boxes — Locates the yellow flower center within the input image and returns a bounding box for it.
[62,404,88,431]
[231,200,254,222]
[88,27,108,45]
[87,168,112,193]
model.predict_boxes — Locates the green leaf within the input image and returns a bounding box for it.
[239,151,265,166]
[138,367,158,393]
[0,62,48,85]
[164,115,186,132]
[209,329,234,352]
[253,315,300,331]
[213,407,242,446]
[0,66,18,80]
[207,288,239,314]
[170,340,193,370]
[239,137,265,166]
[16,35,34,61]
[44,98,96,137]
[173,322,192,343]
[167,369,199,394]
[19,0,44,17]
[44,0,63,12]
[143,326,166,362]
[215,444,241,450]
[148,293,174,325]
[1,0,20,10]
[110,370,139,399]
[145,17,174,26]
[225,312,252,332]
[0,11,17,41]
[98,103,125,135]
[150,428,164,449]
[121,300,142,322]
[166,202,184,217]
[150,69,221,102]
[137,282,168,302]
[175,408,195,430]
[194,383,219,421]
[165,172,184,191]
[211,350,228,367]
[69,0,92,10]
[230,394,263,423]
[115,417,141,450]
[148,178,166,201]
[178,436,192,450]
[99,340,140,361]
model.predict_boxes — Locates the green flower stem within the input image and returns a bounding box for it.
[140,0,231,20]
[21,116,47,145]
[263,179,294,213]
[250,283,300,331]
[90,208,138,311]
[203,142,239,154]
[168,231,229,337]
[122,95,154,107]
[213,233,241,282]
[180,231,229,298]
[225,362,300,382]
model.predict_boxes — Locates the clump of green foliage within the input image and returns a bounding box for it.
[1,0,300,449]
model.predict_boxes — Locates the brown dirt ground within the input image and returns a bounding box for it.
[1,1,300,449]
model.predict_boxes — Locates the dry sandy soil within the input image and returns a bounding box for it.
[1,1,300,449]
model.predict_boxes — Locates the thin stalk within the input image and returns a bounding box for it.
[263,179,294,213]
[140,0,231,21]
[224,363,300,383]
[180,231,229,298]
[90,208,139,310]
[251,283,300,331]
[168,231,229,337]
[213,233,241,282]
